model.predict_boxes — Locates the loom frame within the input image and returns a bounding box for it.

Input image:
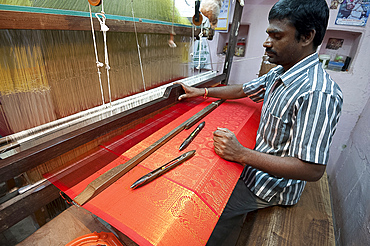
[0,1,244,236]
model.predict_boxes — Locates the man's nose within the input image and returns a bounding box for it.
[263,37,272,48]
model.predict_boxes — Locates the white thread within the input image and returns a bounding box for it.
[0,71,217,160]
[89,4,105,106]
[191,25,195,76]
[172,0,174,34]
[182,55,263,69]
[196,24,203,70]
[168,0,177,48]
[95,0,112,107]
[131,0,146,91]
[206,55,263,65]
[101,0,105,13]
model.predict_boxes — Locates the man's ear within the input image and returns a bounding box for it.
[300,29,316,47]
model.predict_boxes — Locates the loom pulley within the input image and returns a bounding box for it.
[88,0,102,6]
[192,0,203,26]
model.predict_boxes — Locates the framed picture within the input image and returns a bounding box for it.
[336,0,370,26]
[326,38,344,50]
[215,0,231,32]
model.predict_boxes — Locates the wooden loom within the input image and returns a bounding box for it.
[0,0,245,235]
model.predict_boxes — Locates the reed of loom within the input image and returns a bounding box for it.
[0,0,192,185]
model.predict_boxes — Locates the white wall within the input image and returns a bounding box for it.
[330,96,370,245]
[324,7,370,173]
[324,4,370,245]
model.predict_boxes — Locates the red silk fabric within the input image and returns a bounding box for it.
[45,98,261,246]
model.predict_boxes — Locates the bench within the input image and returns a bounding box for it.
[19,173,334,245]
[236,173,335,245]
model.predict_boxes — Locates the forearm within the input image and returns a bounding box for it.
[177,83,246,101]
[213,128,325,182]
[206,85,246,99]
[237,148,325,182]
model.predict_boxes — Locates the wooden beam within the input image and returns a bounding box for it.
[0,180,60,234]
[74,99,224,205]
[222,1,244,85]
[0,10,194,36]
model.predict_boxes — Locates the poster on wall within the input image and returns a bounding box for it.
[335,0,370,26]
[215,0,231,32]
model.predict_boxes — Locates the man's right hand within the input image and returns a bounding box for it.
[174,82,204,101]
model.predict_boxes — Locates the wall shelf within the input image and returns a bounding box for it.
[217,24,250,56]
[319,29,362,72]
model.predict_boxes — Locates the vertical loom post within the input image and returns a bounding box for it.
[222,1,244,85]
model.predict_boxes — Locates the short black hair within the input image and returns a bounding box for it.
[268,0,329,49]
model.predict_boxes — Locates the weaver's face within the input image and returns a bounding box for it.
[263,19,303,71]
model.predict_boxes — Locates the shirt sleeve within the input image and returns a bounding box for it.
[243,65,283,103]
[289,90,343,165]
[242,74,267,103]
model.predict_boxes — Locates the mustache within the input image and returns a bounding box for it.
[265,48,277,54]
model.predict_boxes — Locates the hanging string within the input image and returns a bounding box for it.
[168,0,177,48]
[95,0,112,107]
[172,0,175,35]
[191,24,195,76]
[130,0,146,92]
[183,50,264,74]
[185,55,264,67]
[88,4,105,106]
[196,24,203,70]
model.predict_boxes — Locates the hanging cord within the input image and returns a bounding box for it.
[196,24,203,70]
[131,0,146,91]
[95,0,112,107]
[172,0,175,34]
[191,24,195,76]
[168,0,177,48]
[181,55,264,68]
[89,4,105,106]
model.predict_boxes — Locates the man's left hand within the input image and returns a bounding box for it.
[213,127,245,162]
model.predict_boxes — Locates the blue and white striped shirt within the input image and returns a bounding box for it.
[241,53,343,205]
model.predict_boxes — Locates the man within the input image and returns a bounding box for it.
[176,0,343,245]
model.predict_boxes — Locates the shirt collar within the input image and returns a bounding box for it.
[274,53,320,86]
